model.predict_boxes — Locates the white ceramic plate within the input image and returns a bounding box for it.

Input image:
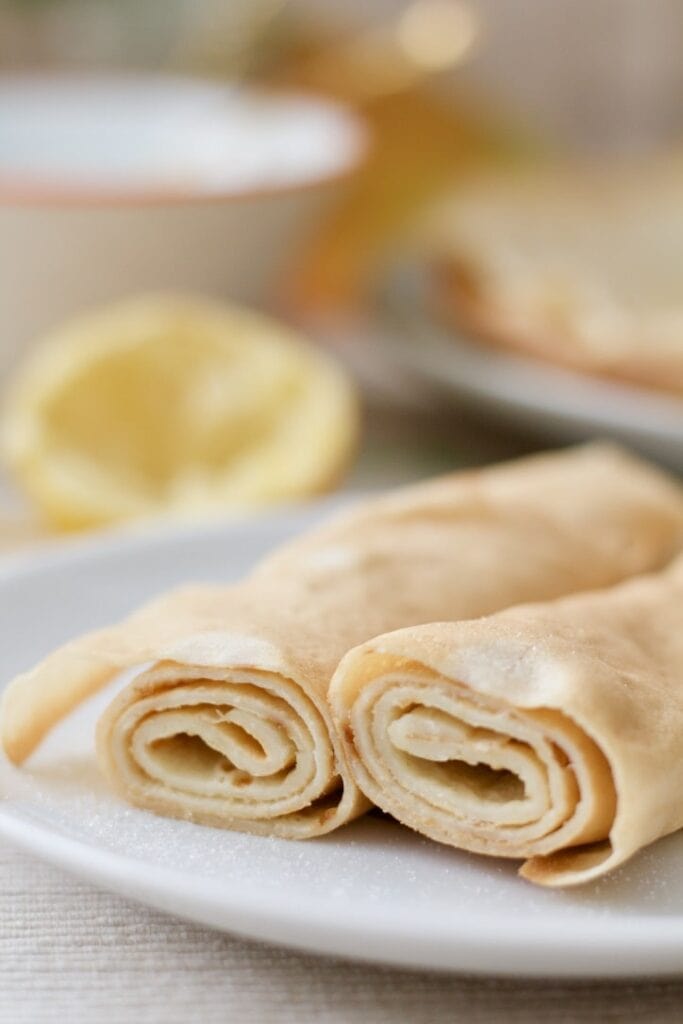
[2,508,683,978]
[380,265,683,471]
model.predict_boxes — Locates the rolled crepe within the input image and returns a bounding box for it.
[330,558,683,885]
[2,443,683,839]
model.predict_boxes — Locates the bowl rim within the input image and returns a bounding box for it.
[0,71,369,209]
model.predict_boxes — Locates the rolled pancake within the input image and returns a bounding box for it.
[2,444,683,838]
[330,558,683,885]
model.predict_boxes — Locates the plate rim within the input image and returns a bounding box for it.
[4,794,683,978]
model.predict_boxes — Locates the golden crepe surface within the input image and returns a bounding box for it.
[331,558,683,886]
[430,162,683,396]
[2,444,683,840]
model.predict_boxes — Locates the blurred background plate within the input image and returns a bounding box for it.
[379,262,683,469]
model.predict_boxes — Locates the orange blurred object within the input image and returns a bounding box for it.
[264,10,522,314]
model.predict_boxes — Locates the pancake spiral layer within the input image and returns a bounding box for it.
[331,560,683,884]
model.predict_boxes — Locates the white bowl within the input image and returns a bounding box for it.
[0,73,366,378]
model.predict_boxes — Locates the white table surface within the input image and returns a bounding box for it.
[4,838,683,1024]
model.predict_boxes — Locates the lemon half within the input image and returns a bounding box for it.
[1,296,359,530]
